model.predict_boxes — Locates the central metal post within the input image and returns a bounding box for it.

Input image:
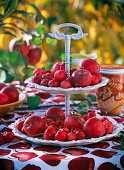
[65,35,71,118]
[48,23,88,118]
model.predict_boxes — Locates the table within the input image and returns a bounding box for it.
[0,83,124,170]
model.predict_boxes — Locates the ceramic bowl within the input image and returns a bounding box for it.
[0,92,27,115]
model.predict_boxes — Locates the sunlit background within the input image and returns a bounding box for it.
[0,0,124,83]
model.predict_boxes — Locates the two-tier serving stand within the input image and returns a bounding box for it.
[11,23,124,147]
[28,23,109,118]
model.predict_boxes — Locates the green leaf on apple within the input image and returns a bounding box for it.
[46,37,54,46]
[77,117,85,124]
[27,96,41,109]
[36,23,45,35]
[73,109,88,116]
[32,37,42,46]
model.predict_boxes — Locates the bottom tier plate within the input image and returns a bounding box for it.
[9,113,123,147]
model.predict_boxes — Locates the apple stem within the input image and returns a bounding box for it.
[82,67,84,71]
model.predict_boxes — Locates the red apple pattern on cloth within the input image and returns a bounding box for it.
[85,142,110,149]
[97,162,120,170]
[120,155,124,168]
[39,154,67,166]
[62,148,89,156]
[33,145,61,153]
[68,157,95,170]
[8,142,32,149]
[91,150,117,158]
[1,113,14,120]
[112,145,124,151]
[22,164,41,170]
[0,159,14,170]
[0,149,11,156]
[11,152,37,162]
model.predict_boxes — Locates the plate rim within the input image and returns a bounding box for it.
[28,76,109,94]
[9,113,123,147]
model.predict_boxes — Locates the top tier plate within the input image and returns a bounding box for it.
[28,76,109,94]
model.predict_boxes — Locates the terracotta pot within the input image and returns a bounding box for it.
[96,64,124,115]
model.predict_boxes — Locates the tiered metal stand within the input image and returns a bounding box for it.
[11,23,123,147]
[28,23,109,118]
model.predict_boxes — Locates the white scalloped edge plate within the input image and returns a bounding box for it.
[28,77,109,94]
[9,113,123,147]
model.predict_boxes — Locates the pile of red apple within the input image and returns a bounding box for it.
[16,106,114,141]
[32,58,102,88]
[0,83,19,105]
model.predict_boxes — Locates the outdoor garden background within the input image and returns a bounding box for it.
[0,0,124,83]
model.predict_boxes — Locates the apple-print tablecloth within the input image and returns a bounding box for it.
[0,83,124,170]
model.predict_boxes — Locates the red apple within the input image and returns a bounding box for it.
[83,115,89,121]
[66,76,72,82]
[27,45,41,65]
[40,79,49,86]
[33,68,45,76]
[0,83,6,91]
[54,70,67,82]
[83,118,105,138]
[93,73,102,82]
[91,75,99,85]
[45,106,65,121]
[32,76,41,84]
[71,69,92,87]
[60,80,72,88]
[0,93,9,105]
[55,129,67,141]
[51,62,65,75]
[79,58,100,74]
[16,120,25,131]
[48,79,59,87]
[42,73,53,80]
[44,125,57,140]
[9,38,30,56]
[70,68,77,75]
[64,115,84,131]
[23,115,46,137]
[1,86,19,103]
[67,132,77,141]
[74,129,86,140]
[102,118,114,134]
[45,70,51,74]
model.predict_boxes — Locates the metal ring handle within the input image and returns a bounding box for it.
[48,23,88,40]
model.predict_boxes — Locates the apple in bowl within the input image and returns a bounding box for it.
[0,83,27,114]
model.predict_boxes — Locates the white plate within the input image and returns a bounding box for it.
[28,77,109,94]
[9,113,123,147]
